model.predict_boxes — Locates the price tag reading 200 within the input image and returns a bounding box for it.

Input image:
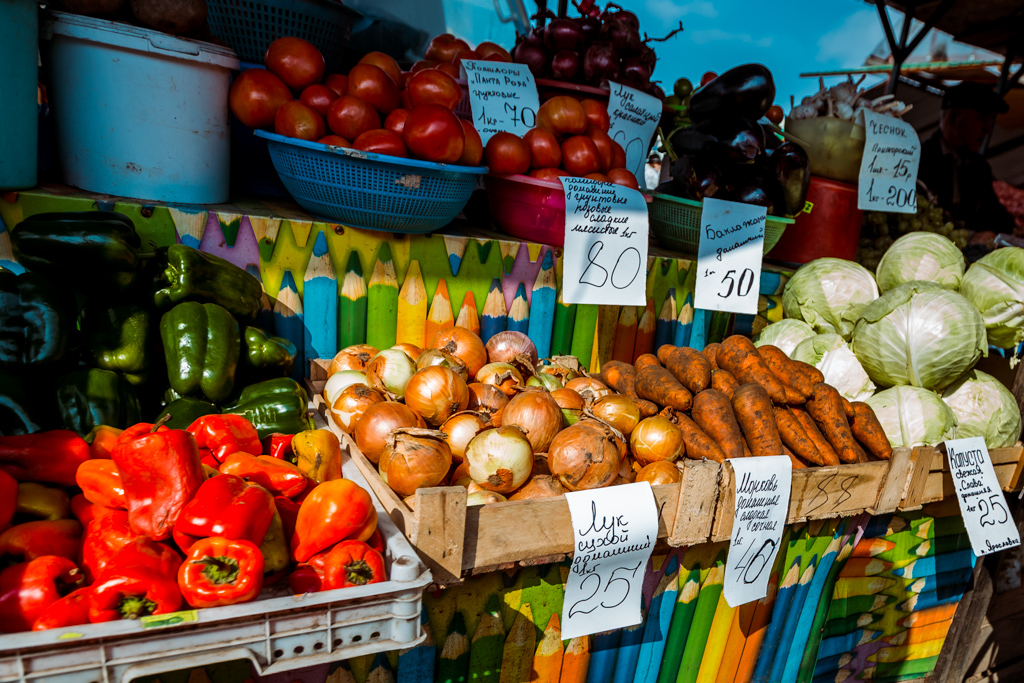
[694,197,766,316]
[857,109,920,214]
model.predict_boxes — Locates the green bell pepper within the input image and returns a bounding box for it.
[84,304,149,386]
[0,270,75,367]
[160,302,240,403]
[11,212,149,293]
[155,397,220,430]
[242,327,296,376]
[0,368,43,436]
[222,378,312,440]
[56,368,142,435]
[153,245,264,322]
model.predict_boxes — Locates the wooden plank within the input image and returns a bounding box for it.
[411,486,467,585]
[900,446,935,511]
[868,446,916,515]
[920,448,1023,504]
[670,460,720,546]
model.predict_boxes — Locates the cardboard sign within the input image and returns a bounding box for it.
[944,437,1020,556]
[606,82,662,188]
[724,456,791,607]
[560,176,649,307]
[857,109,921,213]
[461,60,540,144]
[694,197,766,315]
[562,482,659,639]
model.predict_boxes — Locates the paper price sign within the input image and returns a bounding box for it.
[560,177,649,307]
[944,437,1020,556]
[461,60,540,144]
[694,197,765,316]
[857,109,921,213]
[606,82,662,188]
[724,456,791,607]
[562,483,658,639]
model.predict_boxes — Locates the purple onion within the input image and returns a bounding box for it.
[513,37,550,78]
[551,49,581,82]
[621,57,652,84]
[545,17,583,53]
[583,41,619,85]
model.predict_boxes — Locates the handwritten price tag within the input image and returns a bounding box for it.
[461,60,540,144]
[857,109,920,213]
[694,197,765,316]
[606,82,662,189]
[560,177,649,307]
[724,456,791,607]
[944,437,1020,556]
[562,482,658,639]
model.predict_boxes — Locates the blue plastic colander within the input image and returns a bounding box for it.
[255,130,487,233]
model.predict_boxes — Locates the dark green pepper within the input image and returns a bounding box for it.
[160,302,240,403]
[0,368,43,436]
[0,270,75,367]
[56,368,141,435]
[156,397,220,430]
[222,378,311,440]
[153,245,264,322]
[84,304,150,386]
[11,211,149,293]
[243,327,296,375]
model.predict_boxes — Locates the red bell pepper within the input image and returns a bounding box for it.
[71,494,119,527]
[0,469,17,529]
[0,430,91,487]
[287,548,331,594]
[366,527,385,554]
[274,496,300,540]
[75,459,126,509]
[322,540,386,589]
[88,537,182,622]
[116,420,168,445]
[0,556,84,633]
[86,425,123,459]
[291,480,374,563]
[80,511,141,583]
[187,415,261,464]
[112,424,205,541]
[263,433,294,460]
[178,537,264,608]
[219,453,307,497]
[0,519,82,563]
[32,586,92,630]
[174,474,275,553]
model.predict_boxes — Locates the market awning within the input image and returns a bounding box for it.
[867,0,1024,56]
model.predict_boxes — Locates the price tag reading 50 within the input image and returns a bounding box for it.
[694,197,766,316]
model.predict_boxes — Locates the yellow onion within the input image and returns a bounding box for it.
[328,344,379,375]
[467,383,508,425]
[450,461,471,487]
[549,421,621,491]
[468,491,507,506]
[527,373,562,392]
[366,348,417,399]
[619,455,637,483]
[441,411,489,462]
[509,475,565,501]
[551,388,584,427]
[354,402,422,464]
[433,327,487,376]
[636,461,681,485]
[533,453,552,476]
[630,416,685,466]
[416,348,469,381]
[565,377,612,400]
[330,384,385,434]
[485,330,539,366]
[323,370,368,405]
[537,362,580,384]
[378,428,452,497]
[476,362,524,397]
[465,426,534,493]
[467,481,485,493]
[591,394,640,436]
[404,366,469,426]
[501,387,562,453]
[391,343,423,361]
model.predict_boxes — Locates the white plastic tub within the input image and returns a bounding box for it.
[41,12,239,204]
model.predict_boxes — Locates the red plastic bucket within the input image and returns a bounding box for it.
[767,176,862,264]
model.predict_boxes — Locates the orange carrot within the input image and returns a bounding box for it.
[702,343,721,370]
[731,383,784,457]
[676,412,725,463]
[792,359,824,386]
[691,389,745,460]
[711,369,739,400]
[599,362,658,417]
[782,445,808,469]
[634,353,661,372]
[805,384,859,464]
[715,336,787,404]
[657,345,712,394]
[772,405,824,465]
[853,440,871,462]
[849,402,892,460]
[636,364,693,412]
[757,344,814,399]
[841,396,855,419]
[790,407,840,466]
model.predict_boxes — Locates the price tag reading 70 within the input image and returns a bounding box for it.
[461,60,540,144]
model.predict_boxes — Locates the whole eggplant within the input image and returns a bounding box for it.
[769,142,810,216]
[662,155,726,201]
[670,117,764,164]
[688,64,775,123]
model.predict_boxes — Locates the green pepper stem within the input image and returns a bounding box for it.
[345,559,375,586]
[118,595,158,619]
[194,555,241,585]
[151,414,173,432]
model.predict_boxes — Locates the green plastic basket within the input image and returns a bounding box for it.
[648,192,793,258]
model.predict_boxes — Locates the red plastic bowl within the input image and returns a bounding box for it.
[484,174,567,246]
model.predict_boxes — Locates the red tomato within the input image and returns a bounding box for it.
[530,168,566,181]
[327,95,381,141]
[585,172,609,183]
[452,49,480,67]
[274,100,326,140]
[484,132,530,175]
[425,34,470,63]
[347,64,400,116]
[475,41,512,62]
[318,134,351,147]
[400,89,413,110]
[384,108,410,136]
[561,135,601,176]
[586,125,616,171]
[523,128,561,169]
[538,96,587,136]
[607,168,640,189]
[229,69,293,129]
[265,37,325,91]
[358,51,402,86]
[435,63,462,79]
[611,139,626,169]
[403,105,465,163]
[300,84,338,118]
[353,129,408,157]
[459,120,484,166]
[581,99,610,132]
[408,69,462,111]
[411,60,438,73]
[323,74,348,96]
[766,104,784,125]
[700,71,718,86]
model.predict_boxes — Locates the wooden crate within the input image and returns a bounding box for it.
[912,445,1024,507]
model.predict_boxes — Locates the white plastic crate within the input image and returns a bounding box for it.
[0,419,430,683]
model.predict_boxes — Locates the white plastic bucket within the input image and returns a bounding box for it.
[41,12,239,204]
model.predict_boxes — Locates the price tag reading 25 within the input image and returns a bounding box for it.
[694,197,766,316]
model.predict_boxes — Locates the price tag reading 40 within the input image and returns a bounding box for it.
[694,197,766,316]
[857,109,921,213]
[461,60,540,144]
[944,437,1021,557]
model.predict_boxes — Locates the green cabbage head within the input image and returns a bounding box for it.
[791,334,876,402]
[754,319,816,356]
[864,385,958,448]
[960,246,1024,349]
[941,370,1022,448]
[782,258,878,340]
[875,232,965,292]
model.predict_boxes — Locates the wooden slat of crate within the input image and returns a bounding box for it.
[919,446,1024,505]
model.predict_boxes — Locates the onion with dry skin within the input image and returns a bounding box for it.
[636,461,681,485]
[391,343,422,361]
[476,362,524,397]
[548,421,622,491]
[415,348,469,381]
[441,411,489,462]
[354,402,422,464]
[323,370,368,405]
[591,394,640,435]
[404,365,469,426]
[630,416,685,466]
[536,362,580,385]
[551,388,584,427]
[378,428,452,497]
[366,348,417,399]
[468,491,507,506]
[485,330,539,366]
[533,453,552,476]
[501,388,563,453]
[328,344,379,375]
[464,426,534,493]
[509,475,566,500]
[565,377,612,400]
[330,384,385,434]
[450,461,471,487]
[433,327,487,377]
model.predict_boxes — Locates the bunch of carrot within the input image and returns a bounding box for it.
[599,335,892,469]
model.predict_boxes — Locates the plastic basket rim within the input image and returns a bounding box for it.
[254,130,488,175]
[649,191,796,224]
